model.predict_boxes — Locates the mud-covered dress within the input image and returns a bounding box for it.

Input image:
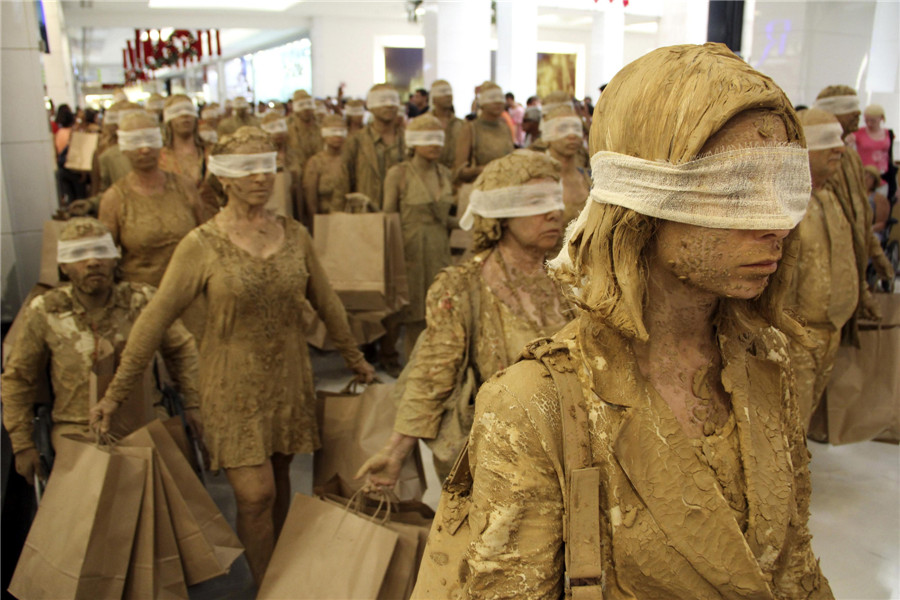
[303,151,350,214]
[102,217,365,470]
[392,250,570,476]
[158,145,205,187]
[452,316,833,599]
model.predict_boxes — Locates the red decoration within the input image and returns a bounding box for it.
[123,28,221,80]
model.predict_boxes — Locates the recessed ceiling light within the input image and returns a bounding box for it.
[148,0,299,11]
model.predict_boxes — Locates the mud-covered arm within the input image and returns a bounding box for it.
[1,306,50,453]
[382,164,402,214]
[393,269,470,439]
[102,234,208,405]
[158,318,201,410]
[302,156,320,219]
[97,184,124,243]
[300,228,365,369]
[463,373,565,600]
[772,368,835,599]
[343,134,359,193]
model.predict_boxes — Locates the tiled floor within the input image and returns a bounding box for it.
[190,350,900,599]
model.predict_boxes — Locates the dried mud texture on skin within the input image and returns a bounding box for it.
[1,283,199,453]
[343,120,405,210]
[102,219,363,470]
[304,151,350,213]
[458,317,833,599]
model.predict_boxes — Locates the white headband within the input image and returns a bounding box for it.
[201,107,221,120]
[146,99,165,111]
[541,101,569,114]
[542,116,583,142]
[344,105,366,117]
[232,98,249,109]
[431,83,453,98]
[813,95,859,115]
[57,234,120,264]
[261,118,289,134]
[459,180,564,231]
[478,89,505,105]
[163,101,197,123]
[199,129,218,144]
[293,98,315,112]
[208,152,278,178]
[588,146,811,230]
[118,127,164,151]
[405,129,445,147]
[321,127,348,138]
[367,89,400,109]
[804,122,845,151]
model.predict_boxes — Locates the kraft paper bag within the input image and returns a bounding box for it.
[314,382,427,502]
[64,131,99,172]
[257,493,399,600]
[9,436,146,600]
[825,294,900,444]
[120,420,243,585]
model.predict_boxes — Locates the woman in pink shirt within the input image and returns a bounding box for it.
[853,104,895,200]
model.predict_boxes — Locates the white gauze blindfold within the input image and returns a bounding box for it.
[146,99,165,111]
[541,101,569,114]
[293,98,315,111]
[57,234,120,264]
[105,109,141,126]
[405,130,445,147]
[208,152,278,178]
[587,146,811,230]
[118,127,164,151]
[813,95,859,115]
[199,129,218,144]
[804,122,845,151]
[201,107,221,120]
[367,89,400,109]
[542,117,583,142]
[321,127,348,138]
[478,89,505,105]
[459,180,564,231]
[232,98,250,109]
[261,118,288,134]
[163,102,197,123]
[344,105,366,117]
[431,84,453,98]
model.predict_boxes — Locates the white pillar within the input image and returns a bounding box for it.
[421,0,491,113]
[590,2,625,95]
[495,0,537,102]
[1,1,60,319]
[41,0,77,108]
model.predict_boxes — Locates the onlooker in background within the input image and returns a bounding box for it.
[53,104,75,159]
[865,165,892,244]
[526,95,540,108]
[583,95,594,116]
[407,88,429,118]
[522,106,541,148]
[853,104,895,201]
[505,92,525,146]
[54,104,88,204]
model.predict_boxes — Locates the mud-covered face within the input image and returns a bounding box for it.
[414,143,442,161]
[808,145,844,188]
[221,171,276,207]
[171,114,195,137]
[649,110,792,300]
[123,145,160,172]
[549,134,582,158]
[371,105,399,123]
[61,256,116,297]
[324,135,345,152]
[836,110,860,135]
[481,101,505,120]
[501,178,565,253]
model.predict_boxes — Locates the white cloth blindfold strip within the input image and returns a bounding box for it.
[105,109,141,126]
[208,152,278,178]
[321,127,348,138]
[118,128,164,151]
[261,118,289,134]
[589,146,811,230]
[201,107,221,119]
[813,95,859,115]
[293,98,315,111]
[57,234,120,264]
[478,89,505,105]
[541,101,569,114]
[232,98,250,109]
[367,90,400,109]
[459,180,564,231]
[146,99,165,110]
[431,84,453,98]
[343,105,366,117]
[199,129,218,143]
[405,130,445,147]
[804,122,845,151]
[163,101,197,123]
[542,117,583,141]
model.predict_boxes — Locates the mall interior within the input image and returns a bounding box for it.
[0,1,898,599]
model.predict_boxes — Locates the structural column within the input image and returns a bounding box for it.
[590,1,625,95]
[1,1,60,320]
[41,0,77,108]
[495,0,537,102]
[422,0,491,114]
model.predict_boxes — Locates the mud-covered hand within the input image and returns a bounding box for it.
[184,407,204,441]
[354,432,418,489]
[14,448,43,486]
[860,290,883,321]
[352,360,377,384]
[873,252,895,281]
[89,397,120,435]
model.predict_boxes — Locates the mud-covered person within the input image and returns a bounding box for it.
[357,150,573,484]
[2,217,200,486]
[89,127,376,587]
[302,114,350,218]
[158,95,206,188]
[417,43,834,599]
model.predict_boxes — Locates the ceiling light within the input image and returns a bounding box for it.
[148,0,299,11]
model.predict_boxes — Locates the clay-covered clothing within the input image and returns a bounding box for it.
[303,151,349,214]
[99,172,200,287]
[287,115,324,176]
[465,119,515,168]
[158,146,204,187]
[216,113,260,138]
[439,116,464,171]
[461,317,833,599]
[98,145,132,193]
[384,161,455,322]
[343,123,406,210]
[102,217,365,470]
[1,282,199,454]
[392,251,568,442]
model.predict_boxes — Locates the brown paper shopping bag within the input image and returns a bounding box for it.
[314,382,427,502]
[825,293,900,444]
[9,436,146,600]
[257,493,399,599]
[120,420,243,585]
[64,131,99,172]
